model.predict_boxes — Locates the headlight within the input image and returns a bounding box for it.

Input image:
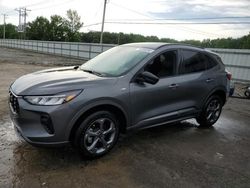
[23,90,82,106]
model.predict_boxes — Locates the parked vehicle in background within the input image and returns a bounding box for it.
[244,86,250,98]
[9,43,231,158]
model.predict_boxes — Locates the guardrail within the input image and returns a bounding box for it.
[0,39,249,82]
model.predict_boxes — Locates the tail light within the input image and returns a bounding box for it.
[226,70,232,80]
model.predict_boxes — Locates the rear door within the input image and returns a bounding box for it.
[175,49,217,115]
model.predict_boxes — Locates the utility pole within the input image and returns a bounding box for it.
[2,14,7,39]
[15,7,30,39]
[15,8,21,31]
[23,8,30,39]
[100,0,107,44]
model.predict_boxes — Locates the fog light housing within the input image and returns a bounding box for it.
[40,114,54,134]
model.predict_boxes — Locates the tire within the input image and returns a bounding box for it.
[196,95,223,128]
[74,111,120,158]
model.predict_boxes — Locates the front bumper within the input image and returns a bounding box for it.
[9,92,75,147]
[13,122,69,147]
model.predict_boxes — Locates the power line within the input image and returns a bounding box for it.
[81,20,250,40]
[82,23,102,28]
[82,21,250,28]
[2,0,48,15]
[24,0,49,8]
[110,2,152,19]
[3,9,16,15]
[2,0,56,14]
[31,0,74,11]
[107,16,250,22]
[108,2,223,37]
[93,0,104,19]
[82,21,223,37]
[105,21,250,25]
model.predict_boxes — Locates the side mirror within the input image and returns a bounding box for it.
[136,71,159,85]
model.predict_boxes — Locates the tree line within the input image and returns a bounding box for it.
[0,10,249,49]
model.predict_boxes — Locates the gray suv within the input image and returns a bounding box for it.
[9,43,231,158]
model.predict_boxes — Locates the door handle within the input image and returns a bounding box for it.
[168,84,179,89]
[206,78,214,83]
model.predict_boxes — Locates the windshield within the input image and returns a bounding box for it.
[80,46,153,76]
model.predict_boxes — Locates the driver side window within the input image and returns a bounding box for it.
[145,50,177,78]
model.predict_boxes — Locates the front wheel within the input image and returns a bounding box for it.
[196,95,223,127]
[74,111,120,158]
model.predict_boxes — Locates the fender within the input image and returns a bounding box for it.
[65,98,130,140]
[201,85,227,108]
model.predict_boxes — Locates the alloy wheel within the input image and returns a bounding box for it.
[83,118,116,154]
[206,99,222,124]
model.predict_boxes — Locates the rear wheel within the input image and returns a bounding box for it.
[74,111,120,158]
[196,95,223,127]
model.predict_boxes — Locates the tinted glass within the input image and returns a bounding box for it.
[145,51,177,78]
[180,50,206,74]
[205,55,218,69]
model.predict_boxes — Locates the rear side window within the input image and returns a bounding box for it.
[179,50,206,74]
[205,54,218,69]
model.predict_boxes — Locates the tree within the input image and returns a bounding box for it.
[26,16,50,40]
[49,15,67,41]
[25,10,83,42]
[0,24,19,39]
[182,39,202,47]
[239,33,250,49]
[64,9,83,41]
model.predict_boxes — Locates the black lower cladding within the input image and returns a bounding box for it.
[40,113,55,134]
[9,91,20,114]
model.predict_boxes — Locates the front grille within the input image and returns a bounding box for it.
[9,91,20,114]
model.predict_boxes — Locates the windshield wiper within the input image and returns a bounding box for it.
[73,66,79,70]
[81,69,105,77]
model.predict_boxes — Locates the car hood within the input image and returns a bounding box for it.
[11,66,117,95]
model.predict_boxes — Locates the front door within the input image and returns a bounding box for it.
[129,50,181,127]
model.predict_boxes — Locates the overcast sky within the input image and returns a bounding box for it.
[0,0,250,41]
